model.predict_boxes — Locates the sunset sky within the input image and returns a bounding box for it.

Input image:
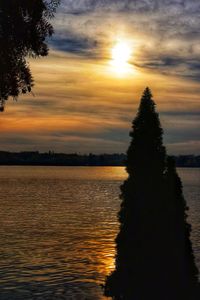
[1,0,200,154]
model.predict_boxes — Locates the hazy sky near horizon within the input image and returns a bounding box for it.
[1,0,200,154]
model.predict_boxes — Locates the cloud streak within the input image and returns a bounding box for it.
[50,31,98,56]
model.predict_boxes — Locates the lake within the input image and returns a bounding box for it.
[0,167,199,299]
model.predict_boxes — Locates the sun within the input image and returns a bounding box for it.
[110,40,132,75]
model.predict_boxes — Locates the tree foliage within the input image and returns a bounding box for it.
[104,88,200,299]
[0,0,60,111]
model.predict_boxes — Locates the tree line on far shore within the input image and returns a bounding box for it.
[0,151,199,167]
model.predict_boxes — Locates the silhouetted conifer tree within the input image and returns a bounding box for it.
[163,157,200,299]
[0,0,60,111]
[104,88,199,300]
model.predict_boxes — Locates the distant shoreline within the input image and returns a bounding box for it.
[0,152,199,168]
[0,165,199,168]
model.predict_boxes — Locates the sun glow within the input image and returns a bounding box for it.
[110,40,132,75]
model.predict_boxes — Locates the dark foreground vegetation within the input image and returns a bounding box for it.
[0,0,59,111]
[0,151,199,167]
[104,88,200,300]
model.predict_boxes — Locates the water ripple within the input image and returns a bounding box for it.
[0,166,199,299]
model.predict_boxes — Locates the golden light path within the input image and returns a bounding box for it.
[110,40,133,76]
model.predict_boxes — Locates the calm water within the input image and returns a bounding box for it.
[0,167,199,300]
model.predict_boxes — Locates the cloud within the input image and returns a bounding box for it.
[51,0,200,81]
[135,57,200,81]
[59,0,200,17]
[55,0,200,42]
[0,131,127,154]
[50,32,98,56]
[167,140,200,155]
[161,113,200,153]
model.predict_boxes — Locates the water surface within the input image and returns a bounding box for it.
[0,167,199,299]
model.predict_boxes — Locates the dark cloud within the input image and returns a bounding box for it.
[161,111,200,117]
[134,56,200,81]
[164,126,200,144]
[166,140,200,155]
[50,32,98,56]
[0,131,127,154]
[160,112,200,145]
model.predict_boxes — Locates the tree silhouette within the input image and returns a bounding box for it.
[0,0,60,111]
[163,157,199,298]
[104,88,200,300]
